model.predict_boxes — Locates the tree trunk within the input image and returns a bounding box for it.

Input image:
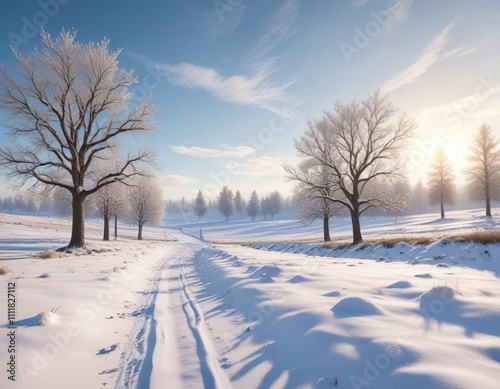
[138,222,143,240]
[440,196,445,219]
[114,214,118,239]
[103,213,110,241]
[350,208,362,244]
[323,213,331,242]
[485,186,492,217]
[68,192,85,248]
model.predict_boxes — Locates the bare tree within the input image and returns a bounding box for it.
[234,190,246,213]
[0,30,157,249]
[285,91,415,244]
[267,191,283,220]
[465,123,500,217]
[128,177,164,240]
[90,181,127,240]
[247,190,260,222]
[427,147,455,219]
[193,190,207,219]
[292,160,343,242]
[218,186,234,221]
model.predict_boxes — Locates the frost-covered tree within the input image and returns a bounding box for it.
[128,177,164,240]
[409,180,427,215]
[90,182,127,240]
[465,123,500,217]
[285,91,415,244]
[268,191,283,220]
[193,190,208,219]
[293,161,343,241]
[0,30,157,249]
[234,190,246,213]
[218,186,234,221]
[427,148,455,219]
[246,190,260,222]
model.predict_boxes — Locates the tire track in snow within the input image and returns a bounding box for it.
[178,257,232,389]
[114,238,231,389]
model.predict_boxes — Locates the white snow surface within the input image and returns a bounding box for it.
[0,209,499,389]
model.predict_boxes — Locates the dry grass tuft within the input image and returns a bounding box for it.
[39,250,62,259]
[324,230,500,249]
[453,230,500,245]
[0,266,8,275]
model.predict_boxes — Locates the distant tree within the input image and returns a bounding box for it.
[427,148,455,219]
[465,123,500,217]
[268,191,283,220]
[294,182,343,242]
[218,186,234,221]
[128,177,164,240]
[388,179,411,221]
[90,182,127,240]
[0,30,156,249]
[193,190,208,219]
[409,180,427,215]
[234,190,246,213]
[285,91,415,244]
[3,197,14,213]
[261,196,270,219]
[247,190,260,222]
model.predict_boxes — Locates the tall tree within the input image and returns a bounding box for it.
[465,123,500,217]
[193,190,208,219]
[218,186,234,221]
[0,30,156,249]
[268,191,283,220]
[234,190,245,213]
[285,91,415,244]
[128,177,164,240]
[426,148,455,219]
[247,190,260,222]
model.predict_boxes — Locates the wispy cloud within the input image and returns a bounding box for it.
[134,54,295,116]
[169,145,255,159]
[381,22,454,92]
[250,0,299,59]
[158,175,196,186]
[205,2,247,38]
[377,0,413,35]
[226,156,284,177]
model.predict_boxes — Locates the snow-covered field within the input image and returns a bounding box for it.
[1,210,499,389]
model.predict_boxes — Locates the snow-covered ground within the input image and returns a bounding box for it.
[0,210,499,388]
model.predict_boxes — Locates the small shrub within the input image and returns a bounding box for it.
[0,266,8,275]
[40,250,62,259]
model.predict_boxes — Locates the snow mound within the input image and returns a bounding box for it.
[419,286,455,315]
[323,291,342,297]
[386,280,412,289]
[331,297,381,317]
[414,273,433,278]
[251,265,282,282]
[38,310,61,326]
[287,275,308,283]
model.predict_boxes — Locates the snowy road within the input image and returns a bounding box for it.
[114,235,232,389]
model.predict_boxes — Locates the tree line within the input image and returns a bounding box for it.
[285,92,500,244]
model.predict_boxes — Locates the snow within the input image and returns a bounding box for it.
[0,209,500,388]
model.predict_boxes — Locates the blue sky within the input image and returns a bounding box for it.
[1,0,500,201]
